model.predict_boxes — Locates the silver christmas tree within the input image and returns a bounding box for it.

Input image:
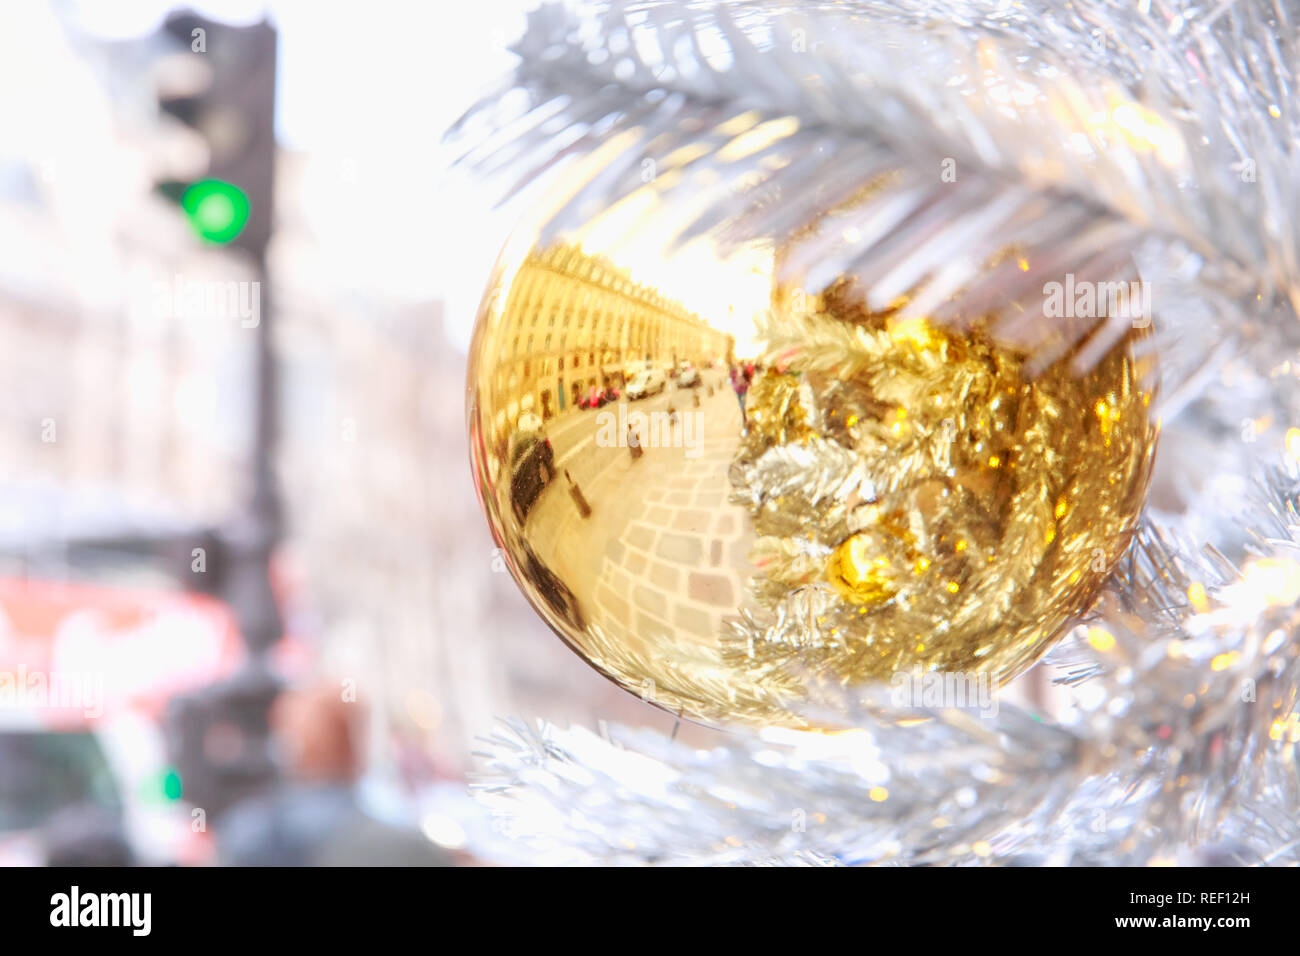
[450,0,1300,865]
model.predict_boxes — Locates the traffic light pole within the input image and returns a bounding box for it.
[223,258,282,657]
[158,14,285,816]
[157,11,283,657]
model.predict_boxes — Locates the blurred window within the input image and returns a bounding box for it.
[0,732,121,832]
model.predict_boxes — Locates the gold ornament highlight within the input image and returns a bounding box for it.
[468,240,1156,727]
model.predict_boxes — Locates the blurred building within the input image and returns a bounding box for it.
[0,16,256,574]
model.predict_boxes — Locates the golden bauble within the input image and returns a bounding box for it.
[468,240,1156,728]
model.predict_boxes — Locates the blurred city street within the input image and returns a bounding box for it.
[0,0,722,868]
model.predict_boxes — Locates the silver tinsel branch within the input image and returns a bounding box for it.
[451,0,1300,865]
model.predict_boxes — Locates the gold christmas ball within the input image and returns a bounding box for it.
[468,237,1156,728]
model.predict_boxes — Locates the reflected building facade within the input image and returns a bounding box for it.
[488,243,733,437]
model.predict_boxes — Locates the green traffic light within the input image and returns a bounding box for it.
[181,179,250,244]
[163,769,183,801]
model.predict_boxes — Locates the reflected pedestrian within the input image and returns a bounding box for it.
[729,363,751,427]
[565,469,591,517]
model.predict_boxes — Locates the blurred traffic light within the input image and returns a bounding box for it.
[162,769,184,802]
[166,664,282,820]
[150,12,285,817]
[182,178,250,243]
[154,12,276,257]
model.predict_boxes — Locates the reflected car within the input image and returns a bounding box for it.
[509,430,556,523]
[578,386,620,409]
[518,542,585,631]
[676,366,701,388]
[626,369,666,400]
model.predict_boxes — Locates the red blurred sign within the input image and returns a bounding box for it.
[0,578,243,726]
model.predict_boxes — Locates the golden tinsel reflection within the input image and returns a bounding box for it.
[727,277,1157,687]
